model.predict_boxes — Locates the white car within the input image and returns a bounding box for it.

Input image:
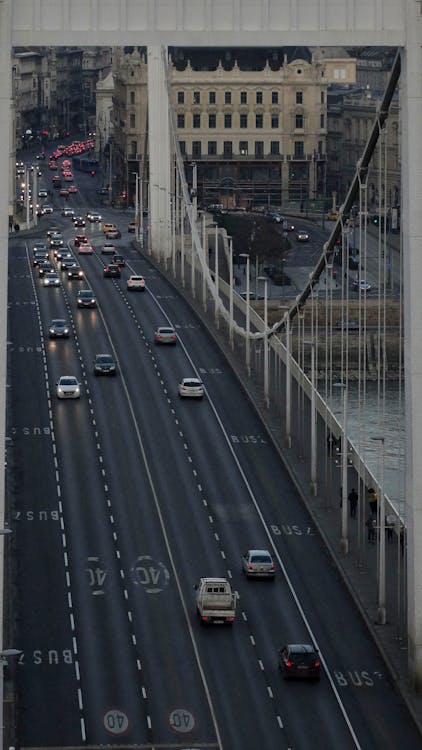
[38,188,48,198]
[127,275,146,291]
[43,272,60,287]
[56,375,81,399]
[101,242,116,254]
[241,549,275,579]
[62,207,75,217]
[352,278,372,292]
[87,211,102,222]
[178,378,204,399]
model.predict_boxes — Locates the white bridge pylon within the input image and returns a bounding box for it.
[2,0,422,691]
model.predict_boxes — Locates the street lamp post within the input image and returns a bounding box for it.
[371,436,386,625]
[257,276,269,407]
[228,236,234,348]
[239,253,250,375]
[334,381,349,554]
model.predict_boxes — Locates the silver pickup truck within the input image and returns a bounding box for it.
[195,577,236,625]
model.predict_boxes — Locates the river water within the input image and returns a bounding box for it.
[328,380,405,515]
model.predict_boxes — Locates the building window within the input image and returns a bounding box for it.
[271,114,279,129]
[239,141,248,155]
[177,91,184,104]
[225,91,231,104]
[334,67,346,80]
[256,91,263,104]
[296,91,303,104]
[240,113,248,129]
[223,141,233,157]
[179,141,186,154]
[130,91,135,105]
[318,140,323,155]
[295,114,303,129]
[177,114,185,128]
[209,91,216,104]
[294,141,304,158]
[255,141,264,157]
[320,113,325,129]
[320,91,325,104]
[256,114,263,129]
[130,140,137,158]
[193,113,201,128]
[240,91,247,104]
[224,114,232,128]
[192,141,201,157]
[271,91,278,104]
[209,113,216,129]
[270,141,280,155]
[193,90,200,104]
[130,112,135,129]
[208,141,217,155]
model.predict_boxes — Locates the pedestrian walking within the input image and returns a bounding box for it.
[348,488,358,518]
[366,516,376,543]
[368,487,378,516]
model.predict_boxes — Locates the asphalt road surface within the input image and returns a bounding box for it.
[6,158,421,749]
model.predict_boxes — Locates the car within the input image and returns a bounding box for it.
[46,224,59,237]
[67,265,84,280]
[60,257,77,272]
[77,289,96,308]
[96,187,109,196]
[296,230,310,242]
[278,644,320,680]
[335,319,360,331]
[78,243,94,255]
[103,263,121,278]
[178,377,204,399]
[106,228,121,239]
[48,161,58,170]
[59,188,69,197]
[38,188,48,198]
[32,241,48,254]
[327,210,339,221]
[74,234,88,247]
[61,207,75,217]
[111,253,125,267]
[352,278,372,292]
[73,216,86,228]
[49,319,70,338]
[38,261,54,277]
[50,234,64,249]
[283,220,295,232]
[241,549,275,578]
[127,275,146,291]
[266,211,284,223]
[102,222,117,234]
[55,247,71,261]
[33,251,49,267]
[127,221,136,233]
[87,211,102,222]
[67,185,78,194]
[101,242,116,254]
[56,375,81,399]
[41,204,54,214]
[93,353,117,376]
[154,326,177,344]
[43,272,60,287]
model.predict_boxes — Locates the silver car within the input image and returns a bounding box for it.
[155,326,177,344]
[178,378,204,399]
[56,376,81,399]
[43,272,60,287]
[242,549,275,578]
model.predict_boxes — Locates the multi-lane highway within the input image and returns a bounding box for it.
[6,157,421,748]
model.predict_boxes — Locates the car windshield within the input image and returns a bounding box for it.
[52,320,66,327]
[97,355,113,363]
[251,554,272,563]
[60,377,77,386]
[159,328,174,334]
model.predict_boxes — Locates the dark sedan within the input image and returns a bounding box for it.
[48,319,70,339]
[103,264,121,278]
[112,254,126,266]
[278,644,320,680]
[93,353,117,376]
[67,265,84,280]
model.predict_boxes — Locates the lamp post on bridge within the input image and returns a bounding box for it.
[371,435,386,625]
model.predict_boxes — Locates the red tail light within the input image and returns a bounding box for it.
[270,563,275,570]
[248,563,254,570]
[314,661,320,668]
[286,661,292,668]
[202,615,208,622]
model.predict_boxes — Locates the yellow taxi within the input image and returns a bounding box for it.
[102,222,117,234]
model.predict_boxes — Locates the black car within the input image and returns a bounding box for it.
[77,289,96,308]
[67,265,84,280]
[103,263,121,278]
[33,251,48,267]
[73,216,86,228]
[48,319,70,338]
[74,234,88,247]
[38,261,54,277]
[112,254,126,266]
[93,353,117,376]
[278,644,320,680]
[96,187,109,195]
